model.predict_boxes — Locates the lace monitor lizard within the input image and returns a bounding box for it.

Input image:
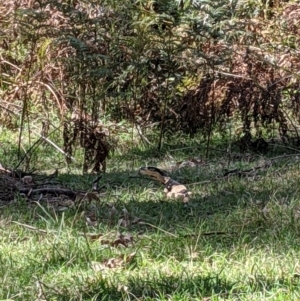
[139,166,191,203]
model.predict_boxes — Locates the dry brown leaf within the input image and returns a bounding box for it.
[294,206,300,219]
[111,239,127,247]
[55,206,70,212]
[132,217,143,224]
[87,232,134,247]
[22,175,33,184]
[0,163,10,173]
[85,212,98,227]
[118,218,130,228]
[118,208,130,227]
[85,192,100,203]
[103,257,124,268]
[109,205,117,215]
[85,233,103,241]
[117,284,129,292]
[91,261,105,272]
[122,208,129,219]
[91,252,136,271]
[176,157,205,168]
[75,192,85,203]
[75,192,100,206]
[109,205,117,225]
[111,233,134,247]
[99,239,111,245]
[262,205,269,219]
[86,217,98,227]
[123,251,136,263]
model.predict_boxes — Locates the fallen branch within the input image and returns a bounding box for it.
[19,187,78,198]
[135,124,152,146]
[33,129,77,163]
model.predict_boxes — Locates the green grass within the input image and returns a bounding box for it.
[1,132,300,300]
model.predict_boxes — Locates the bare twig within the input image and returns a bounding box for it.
[19,187,77,198]
[32,130,77,163]
[135,124,152,146]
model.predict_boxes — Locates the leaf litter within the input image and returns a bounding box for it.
[91,251,136,271]
[86,232,134,248]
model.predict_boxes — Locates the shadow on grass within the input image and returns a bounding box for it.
[112,135,295,162]
[5,158,300,216]
[3,147,300,300]
[3,143,300,253]
[45,273,300,300]
[79,274,234,301]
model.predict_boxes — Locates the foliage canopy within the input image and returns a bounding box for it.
[1,0,300,168]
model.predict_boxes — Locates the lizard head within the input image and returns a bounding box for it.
[139,166,169,184]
